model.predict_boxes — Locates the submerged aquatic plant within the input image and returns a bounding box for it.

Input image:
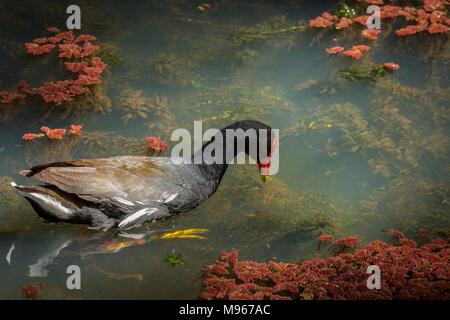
[201,233,450,300]
[95,43,125,67]
[339,64,397,82]
[115,89,170,125]
[233,15,307,44]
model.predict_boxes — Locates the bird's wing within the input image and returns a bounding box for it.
[20,156,196,206]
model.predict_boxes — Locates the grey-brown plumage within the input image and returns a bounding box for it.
[12,120,273,230]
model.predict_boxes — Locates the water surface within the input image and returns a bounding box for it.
[0,0,448,299]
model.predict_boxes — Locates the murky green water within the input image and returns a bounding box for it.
[0,0,448,299]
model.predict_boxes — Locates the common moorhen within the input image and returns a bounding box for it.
[12,120,276,230]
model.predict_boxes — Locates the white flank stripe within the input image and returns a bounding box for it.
[164,192,178,203]
[118,208,157,229]
[113,197,135,206]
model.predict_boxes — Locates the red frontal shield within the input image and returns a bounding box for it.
[258,137,277,176]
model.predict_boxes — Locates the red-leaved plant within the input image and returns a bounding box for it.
[201,231,449,300]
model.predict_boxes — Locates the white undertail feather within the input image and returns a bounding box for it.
[11,181,74,220]
[26,192,74,220]
[118,208,158,229]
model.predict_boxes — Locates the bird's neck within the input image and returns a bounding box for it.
[190,127,235,184]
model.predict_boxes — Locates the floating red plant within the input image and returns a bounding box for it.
[343,48,363,59]
[65,62,88,73]
[22,133,45,140]
[33,37,48,44]
[0,91,26,103]
[352,45,370,52]
[309,2,449,39]
[233,260,272,283]
[91,57,107,70]
[384,62,400,70]
[17,80,32,94]
[399,7,418,21]
[326,46,344,54]
[419,230,430,238]
[321,12,338,22]
[310,16,334,28]
[325,45,368,59]
[58,43,83,59]
[383,228,404,237]
[334,236,361,247]
[80,42,100,57]
[357,0,384,4]
[68,124,82,136]
[336,17,353,29]
[396,25,421,36]
[20,282,44,299]
[55,31,76,43]
[380,5,402,19]
[46,27,60,33]
[399,238,417,247]
[424,0,446,12]
[75,34,97,43]
[25,43,56,55]
[427,22,450,33]
[202,234,450,300]
[1,28,106,108]
[310,12,337,28]
[41,126,67,140]
[146,137,169,151]
[221,251,239,264]
[362,29,381,40]
[47,36,62,44]
[429,10,447,23]
[318,235,334,242]
[354,15,369,25]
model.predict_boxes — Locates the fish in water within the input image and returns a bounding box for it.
[12,120,276,230]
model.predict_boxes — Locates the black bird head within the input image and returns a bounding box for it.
[206,120,277,182]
